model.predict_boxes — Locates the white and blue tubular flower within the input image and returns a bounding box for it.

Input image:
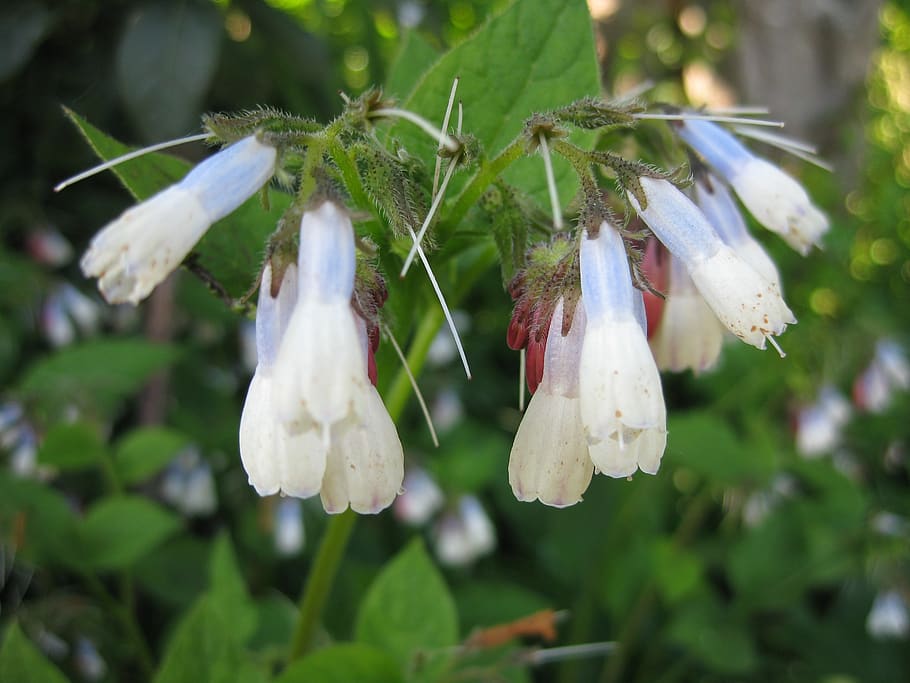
[579,224,667,478]
[81,135,277,304]
[629,177,796,351]
[509,298,593,507]
[675,119,828,255]
[240,201,403,514]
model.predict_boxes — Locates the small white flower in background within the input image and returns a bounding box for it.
[274,497,305,556]
[160,447,217,517]
[649,252,724,374]
[74,637,107,682]
[240,202,403,514]
[675,119,828,254]
[41,284,102,348]
[579,225,666,478]
[694,173,782,290]
[433,495,496,568]
[431,387,464,433]
[426,311,471,366]
[741,474,797,528]
[34,628,69,659]
[394,466,445,526]
[81,135,277,304]
[509,298,593,506]
[629,177,795,351]
[870,511,908,537]
[795,385,852,458]
[26,227,73,267]
[867,590,910,640]
[853,339,910,413]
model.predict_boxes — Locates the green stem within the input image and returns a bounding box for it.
[445,137,525,232]
[288,508,358,659]
[83,572,154,677]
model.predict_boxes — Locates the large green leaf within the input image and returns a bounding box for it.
[398,0,600,205]
[65,110,290,298]
[276,644,403,683]
[385,31,439,102]
[114,426,193,484]
[208,534,257,642]
[18,338,177,418]
[355,539,458,674]
[0,623,71,683]
[0,472,79,565]
[78,496,181,571]
[37,421,107,471]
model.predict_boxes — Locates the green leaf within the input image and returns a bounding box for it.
[18,338,178,418]
[134,536,211,608]
[115,2,221,141]
[78,496,181,571]
[37,422,106,471]
[399,0,600,204]
[665,412,775,486]
[650,539,704,604]
[385,31,439,101]
[114,426,192,484]
[65,109,291,298]
[0,472,79,564]
[208,534,257,642]
[0,623,71,683]
[0,3,53,83]
[666,598,758,675]
[355,539,458,673]
[429,420,508,493]
[276,644,403,683]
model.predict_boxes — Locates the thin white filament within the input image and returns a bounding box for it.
[433,77,460,199]
[400,157,459,276]
[614,79,655,103]
[525,642,618,666]
[732,126,834,171]
[369,108,459,152]
[54,132,212,192]
[539,133,563,230]
[634,112,784,128]
[405,226,472,379]
[457,102,463,135]
[766,334,786,358]
[381,322,439,448]
[518,348,527,412]
[704,105,771,116]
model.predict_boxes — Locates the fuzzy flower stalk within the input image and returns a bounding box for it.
[81,135,277,304]
[240,201,403,514]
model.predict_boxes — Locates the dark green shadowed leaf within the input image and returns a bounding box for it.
[355,539,458,674]
[37,421,107,471]
[65,110,290,298]
[78,496,181,571]
[0,472,79,565]
[0,623,71,683]
[276,644,403,683]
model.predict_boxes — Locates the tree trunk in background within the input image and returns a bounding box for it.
[734,0,881,147]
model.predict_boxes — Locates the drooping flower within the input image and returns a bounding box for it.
[794,385,852,457]
[579,224,667,477]
[694,172,782,291]
[628,176,796,351]
[674,118,828,254]
[509,298,594,506]
[649,251,725,374]
[81,135,277,304]
[867,590,910,640]
[433,495,496,567]
[394,466,445,526]
[853,339,910,413]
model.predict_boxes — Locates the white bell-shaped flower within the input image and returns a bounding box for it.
[394,467,445,526]
[579,224,667,478]
[509,298,593,507]
[433,495,496,567]
[867,590,910,640]
[650,253,725,374]
[675,119,828,254]
[81,136,277,304]
[629,177,796,351]
[274,201,368,439]
[795,385,852,457]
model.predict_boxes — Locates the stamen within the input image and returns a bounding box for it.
[382,322,439,447]
[614,79,655,103]
[732,126,833,171]
[433,77,460,199]
[704,105,771,116]
[539,133,563,230]
[765,334,786,358]
[456,102,464,136]
[523,641,618,666]
[369,108,459,152]
[518,348,527,412]
[634,112,784,128]
[406,226,472,379]
[400,157,459,276]
[54,132,212,192]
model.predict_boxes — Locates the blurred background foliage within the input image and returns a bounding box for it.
[1,0,909,682]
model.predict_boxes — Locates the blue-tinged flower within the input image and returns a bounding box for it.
[853,339,910,413]
[794,385,851,457]
[579,224,666,478]
[394,466,445,526]
[675,119,828,254]
[274,497,305,556]
[694,173,782,290]
[629,177,795,351]
[81,136,277,304]
[509,298,594,506]
[433,495,496,567]
[649,252,725,374]
[867,590,910,640]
